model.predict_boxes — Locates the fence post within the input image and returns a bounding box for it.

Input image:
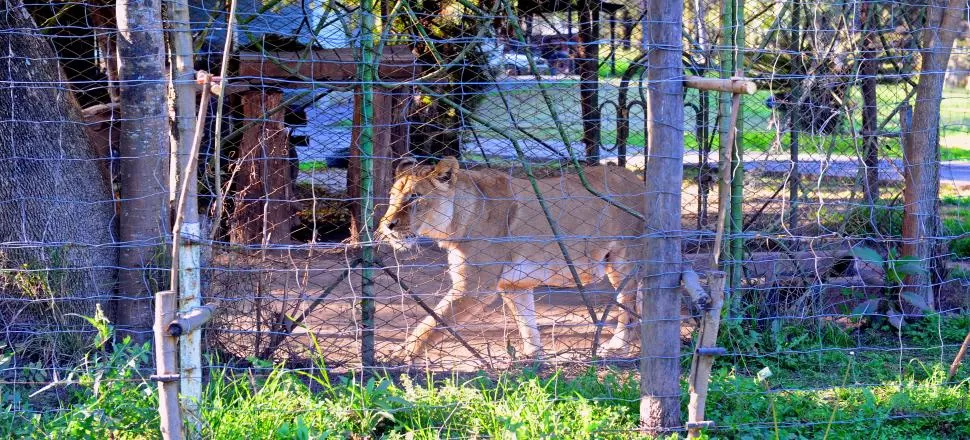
[686,272,727,439]
[154,290,183,440]
[640,0,685,433]
[163,0,203,423]
[169,74,210,436]
[357,0,378,369]
[718,0,745,311]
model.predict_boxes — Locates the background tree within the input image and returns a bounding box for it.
[902,0,968,311]
[407,0,494,160]
[0,0,117,351]
[113,0,172,338]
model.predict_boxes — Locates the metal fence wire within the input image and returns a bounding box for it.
[2,0,970,437]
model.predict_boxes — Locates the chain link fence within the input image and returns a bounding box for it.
[2,0,970,437]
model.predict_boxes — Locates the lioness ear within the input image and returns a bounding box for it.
[431,156,459,187]
[393,157,418,176]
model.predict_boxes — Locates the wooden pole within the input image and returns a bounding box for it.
[163,0,203,424]
[687,272,727,439]
[949,329,970,381]
[154,290,183,440]
[948,329,970,381]
[358,0,378,370]
[859,1,880,205]
[640,0,685,432]
[209,0,238,241]
[901,0,965,312]
[577,0,601,164]
[684,76,757,94]
[229,91,294,245]
[713,94,741,268]
[174,81,208,429]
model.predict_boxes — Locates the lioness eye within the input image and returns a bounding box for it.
[407,193,421,203]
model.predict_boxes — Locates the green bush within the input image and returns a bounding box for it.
[822,203,903,238]
[950,237,970,258]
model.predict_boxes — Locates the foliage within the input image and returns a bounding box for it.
[847,245,933,328]
[827,203,904,239]
[1,337,157,439]
[5,306,970,439]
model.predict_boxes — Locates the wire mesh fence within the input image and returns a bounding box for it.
[2,0,970,437]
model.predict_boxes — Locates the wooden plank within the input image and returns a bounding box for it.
[237,46,421,81]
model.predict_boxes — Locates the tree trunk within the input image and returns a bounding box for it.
[860,1,880,204]
[116,0,171,338]
[230,91,295,245]
[902,0,965,312]
[0,0,117,339]
[577,0,601,164]
[640,0,685,433]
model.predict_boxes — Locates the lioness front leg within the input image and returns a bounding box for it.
[601,259,639,357]
[501,290,542,360]
[402,290,478,361]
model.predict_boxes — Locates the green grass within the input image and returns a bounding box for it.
[4,313,970,439]
[472,81,970,161]
[298,160,328,173]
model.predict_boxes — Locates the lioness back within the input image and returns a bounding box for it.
[507,165,644,240]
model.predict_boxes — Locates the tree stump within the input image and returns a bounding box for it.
[230,90,296,245]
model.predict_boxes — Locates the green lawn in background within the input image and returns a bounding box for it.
[471,79,970,161]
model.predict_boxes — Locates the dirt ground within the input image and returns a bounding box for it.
[206,245,667,372]
[203,238,892,373]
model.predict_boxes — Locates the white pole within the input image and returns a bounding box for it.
[164,0,203,426]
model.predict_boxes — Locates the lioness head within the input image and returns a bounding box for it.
[377,156,460,250]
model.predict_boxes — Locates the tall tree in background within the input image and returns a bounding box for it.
[408,0,493,160]
[0,0,117,347]
[902,0,967,311]
[577,0,601,164]
[115,0,171,337]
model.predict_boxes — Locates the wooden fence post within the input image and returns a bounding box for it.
[640,0,685,433]
[153,290,183,440]
[687,272,727,439]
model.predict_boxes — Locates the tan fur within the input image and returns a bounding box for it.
[378,157,645,360]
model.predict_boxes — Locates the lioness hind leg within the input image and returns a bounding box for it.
[501,291,542,360]
[602,255,639,356]
[402,291,479,361]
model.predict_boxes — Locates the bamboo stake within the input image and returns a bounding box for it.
[209,0,238,241]
[713,93,742,267]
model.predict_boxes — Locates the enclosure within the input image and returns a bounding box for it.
[2,0,970,437]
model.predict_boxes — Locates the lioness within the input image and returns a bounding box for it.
[377,156,644,360]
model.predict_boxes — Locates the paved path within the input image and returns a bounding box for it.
[291,122,970,188]
[473,137,970,186]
